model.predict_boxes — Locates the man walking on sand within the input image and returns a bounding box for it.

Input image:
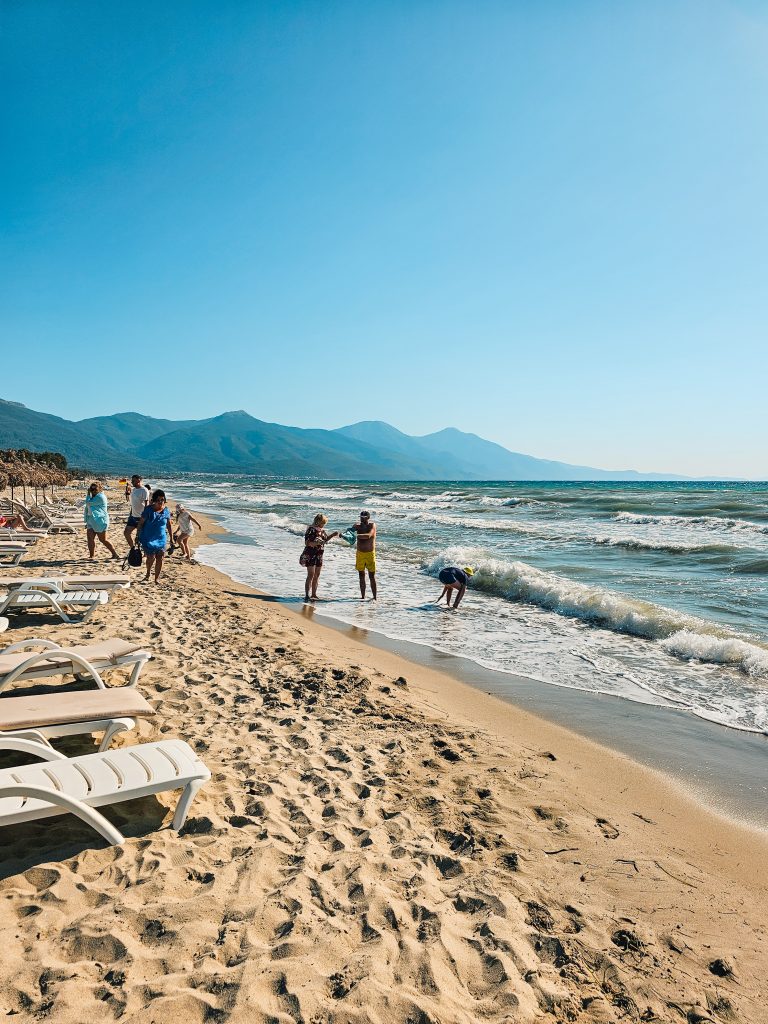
[352,510,377,600]
[124,474,150,549]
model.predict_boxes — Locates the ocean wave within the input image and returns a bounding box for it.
[661,631,768,678]
[734,557,768,575]
[263,512,307,537]
[424,546,768,679]
[408,511,545,534]
[592,535,738,555]
[613,511,768,534]
[480,496,536,507]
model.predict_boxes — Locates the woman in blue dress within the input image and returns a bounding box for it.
[136,489,173,583]
[83,481,120,560]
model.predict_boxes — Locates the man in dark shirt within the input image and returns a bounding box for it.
[436,565,474,610]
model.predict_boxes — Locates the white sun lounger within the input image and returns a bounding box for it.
[0,736,210,845]
[0,575,130,593]
[0,687,155,750]
[0,546,27,567]
[0,583,108,623]
[26,508,77,534]
[0,531,42,544]
[0,619,7,634]
[0,637,152,691]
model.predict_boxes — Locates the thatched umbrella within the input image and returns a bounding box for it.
[0,455,23,505]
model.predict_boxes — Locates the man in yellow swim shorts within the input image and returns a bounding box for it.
[352,510,377,600]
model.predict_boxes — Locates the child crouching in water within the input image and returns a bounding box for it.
[175,503,202,562]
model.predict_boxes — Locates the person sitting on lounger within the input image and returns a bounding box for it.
[0,513,34,532]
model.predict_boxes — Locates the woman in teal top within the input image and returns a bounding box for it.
[136,489,173,583]
[83,481,119,560]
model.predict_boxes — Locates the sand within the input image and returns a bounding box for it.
[1,496,767,1023]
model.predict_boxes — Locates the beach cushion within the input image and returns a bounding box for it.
[0,639,144,675]
[0,575,128,591]
[0,688,154,731]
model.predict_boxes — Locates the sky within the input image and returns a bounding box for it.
[1,1,767,477]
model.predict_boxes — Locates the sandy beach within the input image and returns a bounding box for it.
[1,499,767,1024]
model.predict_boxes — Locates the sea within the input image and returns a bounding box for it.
[163,477,768,737]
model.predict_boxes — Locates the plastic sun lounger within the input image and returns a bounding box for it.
[0,583,109,623]
[0,637,152,691]
[0,576,130,593]
[0,687,155,750]
[0,736,210,846]
[0,548,27,567]
[24,508,76,534]
[0,531,41,544]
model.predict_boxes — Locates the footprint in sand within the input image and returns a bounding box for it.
[597,817,620,840]
[23,867,60,891]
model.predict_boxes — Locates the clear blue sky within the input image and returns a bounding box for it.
[2,1,766,476]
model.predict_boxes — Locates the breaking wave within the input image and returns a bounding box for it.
[424,547,768,679]
[614,511,768,534]
[592,536,738,556]
[660,631,768,677]
[263,512,307,537]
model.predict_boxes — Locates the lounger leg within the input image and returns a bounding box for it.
[171,778,206,830]
[98,718,135,751]
[128,659,147,687]
[0,785,125,846]
[48,598,72,623]
[80,602,100,622]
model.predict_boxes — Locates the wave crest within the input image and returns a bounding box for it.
[424,546,768,679]
[613,511,768,534]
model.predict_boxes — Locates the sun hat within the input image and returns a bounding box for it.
[463,566,475,576]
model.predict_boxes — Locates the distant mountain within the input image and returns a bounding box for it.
[0,399,118,467]
[1,397,697,480]
[336,421,680,481]
[77,412,197,452]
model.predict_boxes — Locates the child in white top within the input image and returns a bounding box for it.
[175,504,202,561]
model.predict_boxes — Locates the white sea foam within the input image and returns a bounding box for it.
[661,631,768,679]
[425,546,768,679]
[592,535,737,555]
[263,512,306,536]
[614,511,768,534]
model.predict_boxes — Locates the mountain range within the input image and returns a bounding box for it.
[1,397,691,480]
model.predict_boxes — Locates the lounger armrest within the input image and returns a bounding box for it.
[1,638,62,654]
[0,736,67,760]
[0,648,107,692]
[2,729,54,747]
[16,582,62,595]
[0,784,124,845]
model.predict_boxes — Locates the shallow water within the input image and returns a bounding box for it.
[164,478,768,735]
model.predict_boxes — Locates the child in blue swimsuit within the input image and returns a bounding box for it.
[136,489,173,583]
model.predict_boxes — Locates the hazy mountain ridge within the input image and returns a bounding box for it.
[1,398,695,479]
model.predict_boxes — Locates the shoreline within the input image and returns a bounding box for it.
[201,523,768,831]
[2,490,767,1021]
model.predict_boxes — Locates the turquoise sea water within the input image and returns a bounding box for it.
[164,478,768,735]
